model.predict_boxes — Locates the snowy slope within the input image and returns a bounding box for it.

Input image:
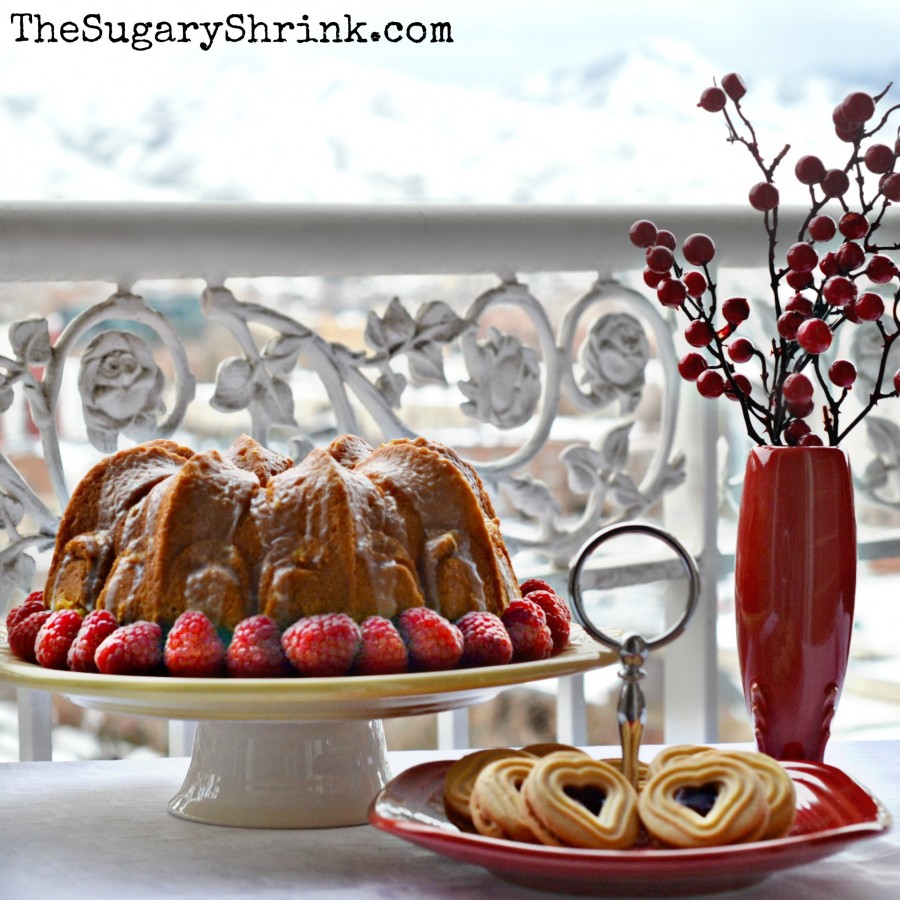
[0,38,860,205]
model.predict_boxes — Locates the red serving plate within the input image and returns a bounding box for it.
[369,759,891,897]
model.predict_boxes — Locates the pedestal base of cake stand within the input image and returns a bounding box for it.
[167,719,391,829]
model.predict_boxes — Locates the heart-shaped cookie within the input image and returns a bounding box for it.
[521,752,641,849]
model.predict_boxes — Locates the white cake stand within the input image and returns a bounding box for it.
[0,627,612,829]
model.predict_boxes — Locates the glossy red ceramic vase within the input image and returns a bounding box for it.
[734,445,856,762]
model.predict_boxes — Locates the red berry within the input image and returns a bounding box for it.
[823,275,858,307]
[854,291,886,321]
[839,212,869,240]
[783,419,811,445]
[354,616,409,676]
[894,370,900,395]
[645,245,675,274]
[642,267,665,288]
[226,615,290,678]
[7,610,51,663]
[397,607,464,671]
[822,169,850,198]
[787,396,815,419]
[819,251,840,277]
[808,215,837,242]
[798,433,825,446]
[682,233,716,266]
[699,86,727,112]
[524,589,571,653]
[164,610,226,677]
[785,293,814,316]
[835,241,865,273]
[655,229,677,250]
[721,72,747,101]
[785,269,814,290]
[728,338,754,363]
[696,369,726,398]
[725,373,752,401]
[797,318,833,354]
[282,613,362,677]
[95,621,163,675]
[782,373,814,404]
[749,182,779,211]
[657,277,687,308]
[722,297,750,325]
[677,352,708,381]
[5,591,46,631]
[864,143,895,175]
[786,242,818,273]
[34,610,83,669]
[629,220,658,248]
[683,270,708,297]
[501,599,553,662]
[867,255,897,284]
[777,311,804,340]
[795,155,826,185]
[829,360,857,388]
[841,91,876,125]
[456,611,514,667]
[67,609,119,673]
[684,320,715,347]
[882,173,900,202]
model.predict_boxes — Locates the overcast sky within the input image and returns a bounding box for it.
[5,0,898,91]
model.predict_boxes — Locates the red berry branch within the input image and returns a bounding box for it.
[631,74,900,446]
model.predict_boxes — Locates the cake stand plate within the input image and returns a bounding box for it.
[0,625,612,829]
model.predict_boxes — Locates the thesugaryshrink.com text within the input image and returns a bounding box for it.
[9,12,453,52]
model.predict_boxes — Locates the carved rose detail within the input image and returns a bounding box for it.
[579,313,649,412]
[459,327,541,428]
[78,331,166,452]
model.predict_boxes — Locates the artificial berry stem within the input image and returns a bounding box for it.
[631,76,900,447]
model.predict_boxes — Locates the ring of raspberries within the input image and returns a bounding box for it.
[3,581,572,678]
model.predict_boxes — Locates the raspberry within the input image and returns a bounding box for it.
[523,589,572,653]
[354,616,409,676]
[34,609,84,669]
[397,607,464,671]
[501,599,553,662]
[282,613,362,677]
[95,621,163,675]
[164,611,226,677]
[226,615,290,678]
[456,611,513,668]
[6,591,45,631]
[519,578,554,597]
[67,609,119,673]
[7,610,51,663]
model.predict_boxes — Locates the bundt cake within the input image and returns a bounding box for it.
[44,433,521,630]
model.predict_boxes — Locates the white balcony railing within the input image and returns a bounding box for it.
[2,200,899,761]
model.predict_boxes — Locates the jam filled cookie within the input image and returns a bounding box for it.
[442,748,530,831]
[639,753,769,848]
[469,756,541,843]
[647,744,715,778]
[521,752,641,849]
[521,742,589,758]
[714,750,797,840]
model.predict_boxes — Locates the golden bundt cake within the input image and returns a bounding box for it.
[44,433,519,631]
[44,440,194,616]
[352,438,521,620]
[97,448,261,629]
[254,447,424,627]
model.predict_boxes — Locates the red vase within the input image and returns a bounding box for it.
[734,445,856,762]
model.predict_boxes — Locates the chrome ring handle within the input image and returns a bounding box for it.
[567,522,700,653]
[566,522,701,789]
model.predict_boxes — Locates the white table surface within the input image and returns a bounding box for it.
[0,740,897,900]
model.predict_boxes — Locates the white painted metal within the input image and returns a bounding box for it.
[4,200,897,762]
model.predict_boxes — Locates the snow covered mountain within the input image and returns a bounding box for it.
[0,38,866,206]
